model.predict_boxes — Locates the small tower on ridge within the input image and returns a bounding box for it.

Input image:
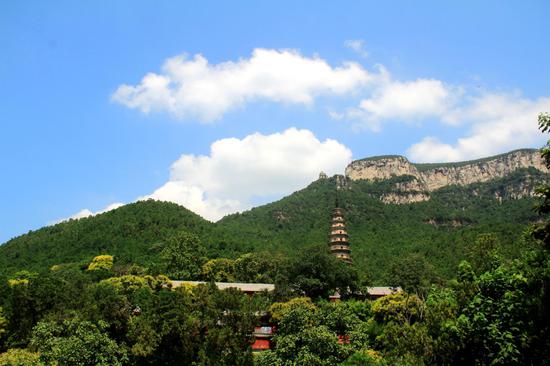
[328,201,352,264]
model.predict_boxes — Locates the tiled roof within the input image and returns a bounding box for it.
[171,280,275,292]
[367,286,402,296]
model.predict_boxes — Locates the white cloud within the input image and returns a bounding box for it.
[345,39,369,58]
[112,48,373,121]
[57,202,124,223]
[140,128,352,220]
[69,209,94,220]
[407,94,550,162]
[360,79,455,120]
[340,78,459,131]
[142,182,242,221]
[67,129,352,222]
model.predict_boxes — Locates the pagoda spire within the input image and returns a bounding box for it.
[328,200,352,264]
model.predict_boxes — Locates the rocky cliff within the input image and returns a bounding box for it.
[345,149,547,203]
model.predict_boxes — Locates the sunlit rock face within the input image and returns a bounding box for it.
[345,149,547,204]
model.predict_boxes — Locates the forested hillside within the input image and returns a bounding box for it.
[1,166,546,283]
[1,139,549,366]
[218,168,545,281]
[0,201,214,276]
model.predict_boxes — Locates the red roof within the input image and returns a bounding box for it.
[251,339,271,350]
[338,335,350,344]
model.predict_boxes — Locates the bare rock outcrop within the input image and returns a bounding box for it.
[380,192,431,204]
[345,149,547,204]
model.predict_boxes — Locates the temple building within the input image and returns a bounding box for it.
[328,204,352,264]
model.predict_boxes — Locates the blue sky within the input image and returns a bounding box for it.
[1,0,549,243]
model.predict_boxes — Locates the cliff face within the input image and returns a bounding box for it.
[345,149,547,203]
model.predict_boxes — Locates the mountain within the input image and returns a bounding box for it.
[345,148,546,203]
[1,149,547,282]
[0,201,214,275]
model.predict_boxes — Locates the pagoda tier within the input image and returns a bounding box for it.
[328,206,352,264]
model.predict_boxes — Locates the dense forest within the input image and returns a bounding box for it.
[0,117,549,365]
[0,166,545,283]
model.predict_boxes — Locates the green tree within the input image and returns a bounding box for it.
[371,292,424,326]
[4,273,36,347]
[202,258,236,282]
[267,297,349,365]
[0,348,42,366]
[424,286,460,364]
[340,350,387,366]
[464,233,500,273]
[533,112,550,249]
[160,232,206,279]
[317,300,362,336]
[30,318,127,366]
[376,321,433,365]
[281,245,359,299]
[275,325,347,366]
[0,308,6,341]
[234,252,281,283]
[453,260,536,365]
[201,287,257,366]
[87,255,114,271]
[271,297,318,336]
[388,253,437,299]
[127,285,199,365]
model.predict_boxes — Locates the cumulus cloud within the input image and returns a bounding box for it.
[140,128,352,220]
[360,79,456,120]
[67,129,352,222]
[112,48,373,121]
[109,45,550,176]
[407,94,550,162]
[339,78,460,131]
[345,39,369,58]
[58,202,124,223]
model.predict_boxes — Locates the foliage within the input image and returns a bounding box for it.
[0,308,6,340]
[0,348,42,366]
[452,258,545,365]
[274,325,347,366]
[267,297,379,366]
[387,253,437,298]
[202,258,236,282]
[0,122,547,365]
[30,318,127,366]
[278,245,360,299]
[376,322,433,365]
[87,255,114,271]
[269,296,316,323]
[160,232,206,279]
[218,167,543,282]
[317,300,363,335]
[234,252,282,283]
[0,200,214,276]
[340,349,387,366]
[532,112,550,249]
[1,156,545,284]
[464,233,500,273]
[371,292,424,325]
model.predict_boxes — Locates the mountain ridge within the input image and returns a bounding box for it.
[345,149,546,202]
[1,148,547,282]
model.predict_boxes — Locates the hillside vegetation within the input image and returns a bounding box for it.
[2,119,550,366]
[218,168,544,281]
[1,167,546,283]
[0,201,213,276]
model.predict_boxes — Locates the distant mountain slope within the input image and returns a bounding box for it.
[0,200,213,275]
[1,150,547,282]
[346,149,545,192]
[217,167,547,281]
